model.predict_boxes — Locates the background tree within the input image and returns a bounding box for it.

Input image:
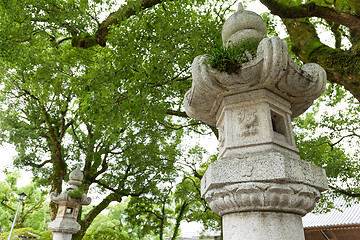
[74,146,219,239]
[0,0,229,238]
[293,84,360,208]
[0,171,48,232]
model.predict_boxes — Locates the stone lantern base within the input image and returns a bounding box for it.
[223,212,305,240]
[52,233,73,240]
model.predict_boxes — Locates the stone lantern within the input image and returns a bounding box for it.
[48,167,91,240]
[184,4,328,240]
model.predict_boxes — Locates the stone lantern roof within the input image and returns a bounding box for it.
[50,167,91,205]
[184,4,326,127]
[13,232,40,240]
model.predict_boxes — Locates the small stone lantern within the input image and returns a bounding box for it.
[184,3,328,240]
[48,167,91,240]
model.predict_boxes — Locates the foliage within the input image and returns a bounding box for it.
[67,188,84,200]
[174,152,221,233]
[82,148,220,239]
[0,171,48,232]
[125,187,175,239]
[293,83,360,210]
[83,202,133,238]
[83,229,130,240]
[0,0,230,238]
[0,228,51,240]
[257,0,360,100]
[206,38,262,73]
[0,0,360,237]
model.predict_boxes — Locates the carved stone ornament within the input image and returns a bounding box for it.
[204,182,320,217]
[50,191,92,206]
[183,3,326,128]
[68,166,83,189]
[184,4,328,239]
[184,36,326,127]
[238,109,259,137]
[49,219,81,234]
[49,167,91,205]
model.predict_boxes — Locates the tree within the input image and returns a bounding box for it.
[81,147,220,240]
[83,229,130,240]
[2,0,359,237]
[0,171,48,231]
[123,146,222,239]
[293,84,360,207]
[0,0,228,238]
[82,202,131,238]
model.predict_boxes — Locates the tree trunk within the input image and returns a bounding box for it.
[72,193,120,240]
[170,201,188,240]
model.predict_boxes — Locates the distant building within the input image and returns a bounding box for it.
[302,197,360,240]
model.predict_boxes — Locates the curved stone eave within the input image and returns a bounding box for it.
[50,191,86,205]
[184,36,326,126]
[184,54,265,127]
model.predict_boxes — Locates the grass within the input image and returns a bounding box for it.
[206,38,262,73]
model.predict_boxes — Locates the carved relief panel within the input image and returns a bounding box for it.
[238,109,259,137]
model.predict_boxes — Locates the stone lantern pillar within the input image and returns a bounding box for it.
[48,167,91,240]
[184,4,328,240]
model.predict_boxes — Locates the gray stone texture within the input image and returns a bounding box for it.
[222,3,267,47]
[223,212,305,240]
[184,37,326,127]
[183,3,328,240]
[48,167,91,239]
[201,152,328,198]
[52,233,73,240]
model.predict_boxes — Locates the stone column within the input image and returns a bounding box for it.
[48,167,91,240]
[184,4,328,240]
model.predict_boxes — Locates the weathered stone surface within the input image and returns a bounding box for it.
[48,218,81,234]
[184,37,326,127]
[204,182,320,216]
[201,152,328,198]
[52,233,73,240]
[184,4,328,240]
[222,3,267,47]
[216,89,298,158]
[68,167,83,188]
[49,168,91,239]
[223,212,305,240]
[50,167,91,205]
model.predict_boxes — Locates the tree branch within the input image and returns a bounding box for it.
[166,110,189,118]
[1,200,15,212]
[91,153,109,180]
[282,18,360,102]
[73,0,171,48]
[260,0,360,36]
[28,159,52,168]
[78,192,122,238]
[329,185,360,197]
